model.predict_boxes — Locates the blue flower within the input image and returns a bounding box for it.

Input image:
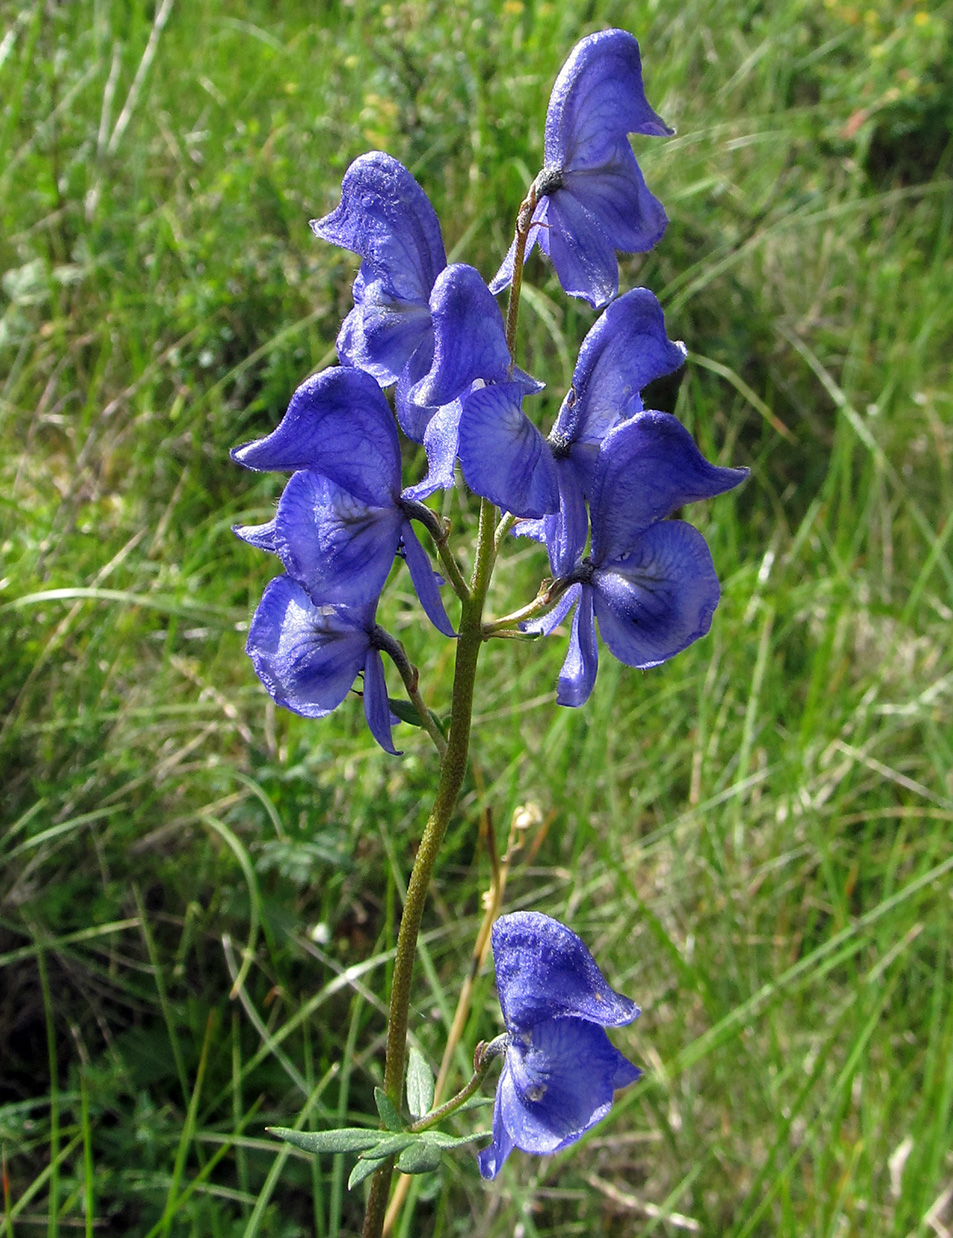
[525,414,748,707]
[491,29,673,309]
[232,367,454,636]
[311,151,446,395]
[517,288,687,569]
[478,911,641,1180]
[245,575,399,754]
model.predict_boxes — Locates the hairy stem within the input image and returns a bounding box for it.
[362,501,497,1238]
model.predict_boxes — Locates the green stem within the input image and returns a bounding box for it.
[373,628,447,759]
[408,1035,508,1134]
[361,500,497,1238]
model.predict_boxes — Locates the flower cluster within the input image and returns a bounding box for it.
[234,27,746,751]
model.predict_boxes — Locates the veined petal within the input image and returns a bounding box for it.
[556,583,598,708]
[246,576,370,718]
[363,646,399,755]
[401,398,463,500]
[592,520,721,668]
[336,298,433,387]
[232,517,278,554]
[553,289,686,448]
[501,1017,640,1154]
[562,145,667,257]
[395,335,437,442]
[411,264,512,407]
[543,29,672,171]
[400,521,456,637]
[543,190,620,309]
[275,471,401,606]
[311,151,446,304]
[590,413,749,559]
[492,911,640,1033]
[458,383,559,518]
[231,368,401,507]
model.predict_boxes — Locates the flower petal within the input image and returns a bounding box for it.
[411,264,512,408]
[477,1078,516,1180]
[543,29,672,171]
[311,151,446,305]
[231,368,401,507]
[274,471,401,606]
[400,521,456,637]
[541,189,620,309]
[491,911,640,1033]
[401,398,463,501]
[246,576,370,718]
[458,383,559,518]
[488,199,548,297]
[501,1017,641,1154]
[362,646,399,755]
[552,289,687,448]
[336,295,433,388]
[520,582,580,638]
[561,145,667,258]
[395,335,437,442]
[556,582,598,708]
[232,517,278,554]
[592,520,721,668]
[590,412,749,559]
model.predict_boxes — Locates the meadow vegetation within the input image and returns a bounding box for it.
[2,0,952,1234]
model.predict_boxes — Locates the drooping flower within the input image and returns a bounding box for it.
[231,366,454,636]
[478,911,641,1180]
[518,287,687,572]
[311,151,446,395]
[525,413,748,707]
[312,154,522,451]
[491,29,673,309]
[246,575,399,754]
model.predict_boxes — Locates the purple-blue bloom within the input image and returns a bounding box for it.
[491,29,672,309]
[525,413,748,707]
[232,367,454,636]
[311,151,446,396]
[246,575,399,754]
[478,911,641,1180]
[518,288,687,571]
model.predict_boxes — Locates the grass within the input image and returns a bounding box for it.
[2,0,952,1234]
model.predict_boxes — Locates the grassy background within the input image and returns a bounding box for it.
[2,0,952,1234]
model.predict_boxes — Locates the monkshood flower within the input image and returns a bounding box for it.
[478,911,641,1179]
[517,287,687,571]
[491,28,673,309]
[311,151,446,403]
[246,575,399,754]
[313,153,523,449]
[402,265,550,512]
[231,367,454,637]
[526,414,748,707]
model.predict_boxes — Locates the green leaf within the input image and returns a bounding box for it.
[374,1087,403,1132]
[396,1140,443,1174]
[387,697,424,727]
[418,1129,491,1151]
[347,1156,381,1190]
[454,1095,494,1113]
[267,1126,381,1155]
[406,1047,435,1120]
[358,1133,415,1160]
